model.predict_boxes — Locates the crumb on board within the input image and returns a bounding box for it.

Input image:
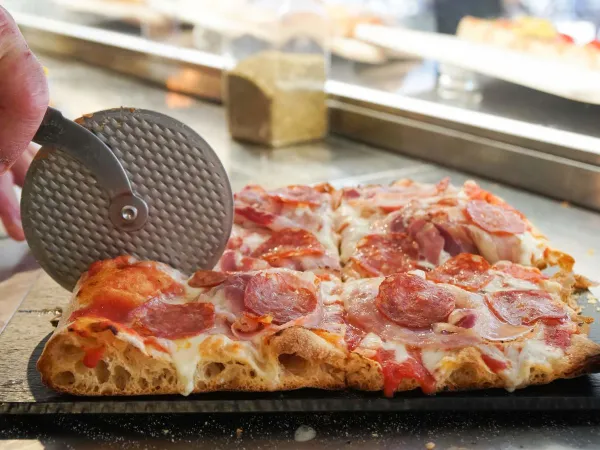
[596,307,600,312]
[560,201,570,208]
[588,298,597,304]
[425,443,436,450]
[587,248,596,256]
[294,425,316,442]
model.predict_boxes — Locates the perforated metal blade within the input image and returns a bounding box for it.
[22,107,233,291]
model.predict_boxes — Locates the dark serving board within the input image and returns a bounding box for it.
[2,272,600,414]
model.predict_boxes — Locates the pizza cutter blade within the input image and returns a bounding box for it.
[21,107,233,291]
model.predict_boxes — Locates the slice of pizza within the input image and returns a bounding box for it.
[37,256,347,396]
[215,183,341,276]
[343,253,600,396]
[456,16,600,71]
[335,178,573,280]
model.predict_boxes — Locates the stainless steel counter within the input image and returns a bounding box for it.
[1,55,600,449]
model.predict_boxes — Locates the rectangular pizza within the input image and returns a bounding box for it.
[37,178,600,397]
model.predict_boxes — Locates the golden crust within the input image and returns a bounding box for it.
[37,323,347,396]
[38,313,600,397]
[346,336,600,395]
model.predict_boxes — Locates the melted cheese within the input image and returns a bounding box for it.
[421,350,447,374]
[382,341,409,363]
[502,340,564,391]
[166,335,206,395]
[517,232,545,266]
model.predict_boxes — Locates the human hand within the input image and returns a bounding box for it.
[0,6,49,240]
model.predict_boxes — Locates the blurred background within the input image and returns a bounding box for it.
[3,0,600,281]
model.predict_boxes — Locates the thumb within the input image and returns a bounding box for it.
[0,6,49,174]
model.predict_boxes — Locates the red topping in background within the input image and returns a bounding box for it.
[235,206,276,226]
[130,299,215,340]
[557,33,574,44]
[463,182,526,218]
[486,290,567,327]
[466,200,527,235]
[427,253,493,292]
[218,251,271,272]
[408,219,445,265]
[481,354,508,373]
[492,261,548,284]
[376,273,456,328]
[435,177,450,193]
[544,327,572,349]
[587,40,600,50]
[270,185,323,205]
[252,229,325,263]
[82,346,105,368]
[454,311,477,329]
[344,323,367,351]
[376,348,436,397]
[244,272,317,325]
[343,188,361,199]
[188,270,228,288]
[352,233,419,277]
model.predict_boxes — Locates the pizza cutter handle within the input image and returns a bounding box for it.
[33,107,149,231]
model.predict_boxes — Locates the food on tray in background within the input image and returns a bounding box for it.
[37,179,600,397]
[325,2,386,39]
[224,0,328,147]
[325,1,390,63]
[457,16,600,71]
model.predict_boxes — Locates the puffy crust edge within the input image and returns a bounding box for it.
[347,334,600,394]
[38,320,600,397]
[37,324,347,396]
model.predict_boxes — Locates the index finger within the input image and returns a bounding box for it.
[0,7,49,173]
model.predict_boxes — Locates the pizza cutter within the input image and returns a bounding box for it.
[21,107,233,291]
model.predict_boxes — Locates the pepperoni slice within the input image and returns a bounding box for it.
[252,229,325,263]
[131,299,215,340]
[486,290,567,327]
[426,253,493,292]
[270,185,322,205]
[465,200,527,235]
[352,233,419,277]
[376,273,456,328]
[244,272,318,325]
[492,261,548,284]
[188,270,228,288]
